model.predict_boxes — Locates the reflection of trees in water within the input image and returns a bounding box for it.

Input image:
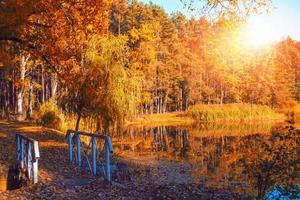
[114,126,191,158]
[114,123,299,199]
[191,124,299,199]
[235,125,300,199]
[169,127,190,158]
[188,122,276,137]
[152,126,168,152]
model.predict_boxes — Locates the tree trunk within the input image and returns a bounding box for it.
[163,90,169,113]
[140,105,143,115]
[220,90,224,105]
[118,13,121,36]
[185,94,189,111]
[4,82,9,118]
[12,69,16,113]
[17,54,30,117]
[51,73,58,100]
[27,81,33,118]
[157,97,160,113]
[41,66,45,103]
[180,87,183,111]
[159,96,162,113]
[75,111,82,131]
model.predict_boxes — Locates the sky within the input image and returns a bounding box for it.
[140,0,300,41]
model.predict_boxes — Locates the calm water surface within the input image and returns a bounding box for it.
[112,122,299,199]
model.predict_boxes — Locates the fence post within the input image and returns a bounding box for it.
[76,133,81,167]
[66,130,114,182]
[26,142,32,180]
[15,133,40,184]
[105,137,113,182]
[67,131,73,162]
[92,137,97,175]
[32,141,40,184]
[20,138,24,168]
[16,135,20,160]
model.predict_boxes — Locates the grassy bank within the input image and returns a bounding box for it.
[126,112,193,127]
[36,101,285,131]
[187,103,285,122]
[126,103,284,126]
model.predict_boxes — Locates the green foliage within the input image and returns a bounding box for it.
[187,103,285,122]
[84,35,141,130]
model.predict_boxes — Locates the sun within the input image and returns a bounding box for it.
[245,16,277,49]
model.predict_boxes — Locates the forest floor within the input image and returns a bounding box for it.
[0,120,252,200]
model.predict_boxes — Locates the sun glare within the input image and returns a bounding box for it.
[245,16,277,49]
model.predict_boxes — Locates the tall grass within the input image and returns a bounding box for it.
[187,103,285,122]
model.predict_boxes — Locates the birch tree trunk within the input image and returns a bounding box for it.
[27,81,33,118]
[17,54,30,117]
[51,73,58,100]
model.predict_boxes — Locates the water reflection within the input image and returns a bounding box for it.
[113,122,299,199]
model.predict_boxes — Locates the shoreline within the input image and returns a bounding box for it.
[0,120,252,199]
[125,112,194,127]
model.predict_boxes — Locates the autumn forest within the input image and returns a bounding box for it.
[0,0,300,199]
[0,0,299,130]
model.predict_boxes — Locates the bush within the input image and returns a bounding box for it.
[35,100,97,132]
[40,111,61,129]
[36,99,65,130]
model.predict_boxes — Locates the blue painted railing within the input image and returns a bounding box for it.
[16,133,40,184]
[66,130,113,182]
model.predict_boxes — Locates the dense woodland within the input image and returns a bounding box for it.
[0,0,300,129]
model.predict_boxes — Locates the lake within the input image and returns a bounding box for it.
[112,122,300,199]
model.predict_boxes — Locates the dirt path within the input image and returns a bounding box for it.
[0,120,249,200]
[0,120,92,199]
[0,120,129,199]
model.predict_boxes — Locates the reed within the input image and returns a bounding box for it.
[187,103,285,122]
